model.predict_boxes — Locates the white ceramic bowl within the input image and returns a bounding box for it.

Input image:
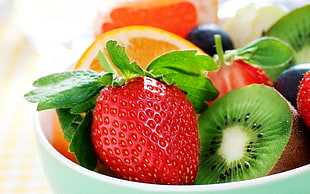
[35,109,310,194]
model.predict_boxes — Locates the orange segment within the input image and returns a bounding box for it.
[124,38,179,68]
[75,25,205,72]
[94,0,218,38]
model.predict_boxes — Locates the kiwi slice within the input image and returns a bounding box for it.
[265,5,310,66]
[196,84,310,184]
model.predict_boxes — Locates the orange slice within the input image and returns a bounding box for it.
[94,0,219,38]
[75,25,205,72]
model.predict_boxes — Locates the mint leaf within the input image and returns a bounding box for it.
[24,70,105,110]
[146,50,218,113]
[237,37,294,80]
[106,40,145,79]
[69,111,97,170]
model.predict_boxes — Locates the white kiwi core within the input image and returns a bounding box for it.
[219,126,249,163]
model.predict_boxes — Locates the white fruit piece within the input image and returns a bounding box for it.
[223,3,286,48]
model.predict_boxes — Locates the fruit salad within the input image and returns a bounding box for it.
[24,0,310,186]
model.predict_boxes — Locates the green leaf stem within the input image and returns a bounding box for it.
[106,40,145,79]
[69,111,97,170]
[236,37,294,80]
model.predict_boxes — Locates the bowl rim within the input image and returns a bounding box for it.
[34,109,310,192]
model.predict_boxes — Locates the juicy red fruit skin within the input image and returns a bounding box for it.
[207,59,272,103]
[91,77,200,184]
[297,71,310,129]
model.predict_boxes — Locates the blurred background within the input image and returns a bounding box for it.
[0,0,309,193]
[0,1,113,193]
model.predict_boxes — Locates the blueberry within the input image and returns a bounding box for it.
[186,23,234,56]
[274,63,310,108]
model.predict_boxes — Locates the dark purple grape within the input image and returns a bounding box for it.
[186,23,234,56]
[274,63,310,108]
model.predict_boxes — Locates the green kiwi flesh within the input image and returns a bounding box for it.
[265,5,310,67]
[196,84,300,184]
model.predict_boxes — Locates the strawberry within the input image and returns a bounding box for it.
[24,40,218,185]
[207,59,272,102]
[91,76,199,184]
[206,35,274,103]
[297,70,310,129]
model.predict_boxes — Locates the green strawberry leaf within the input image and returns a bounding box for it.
[69,95,98,114]
[147,50,218,75]
[56,108,82,141]
[149,71,217,113]
[98,50,117,74]
[69,111,97,170]
[98,72,114,85]
[146,50,218,113]
[24,71,117,111]
[24,70,105,110]
[106,40,145,79]
[236,37,294,80]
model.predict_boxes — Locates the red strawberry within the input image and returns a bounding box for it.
[297,70,310,129]
[24,40,216,184]
[91,76,200,184]
[207,59,272,103]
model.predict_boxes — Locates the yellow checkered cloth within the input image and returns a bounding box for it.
[0,15,55,194]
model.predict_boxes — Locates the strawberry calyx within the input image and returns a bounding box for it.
[212,34,239,68]
[206,35,293,103]
[212,35,293,77]
[24,40,218,170]
[233,37,294,81]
